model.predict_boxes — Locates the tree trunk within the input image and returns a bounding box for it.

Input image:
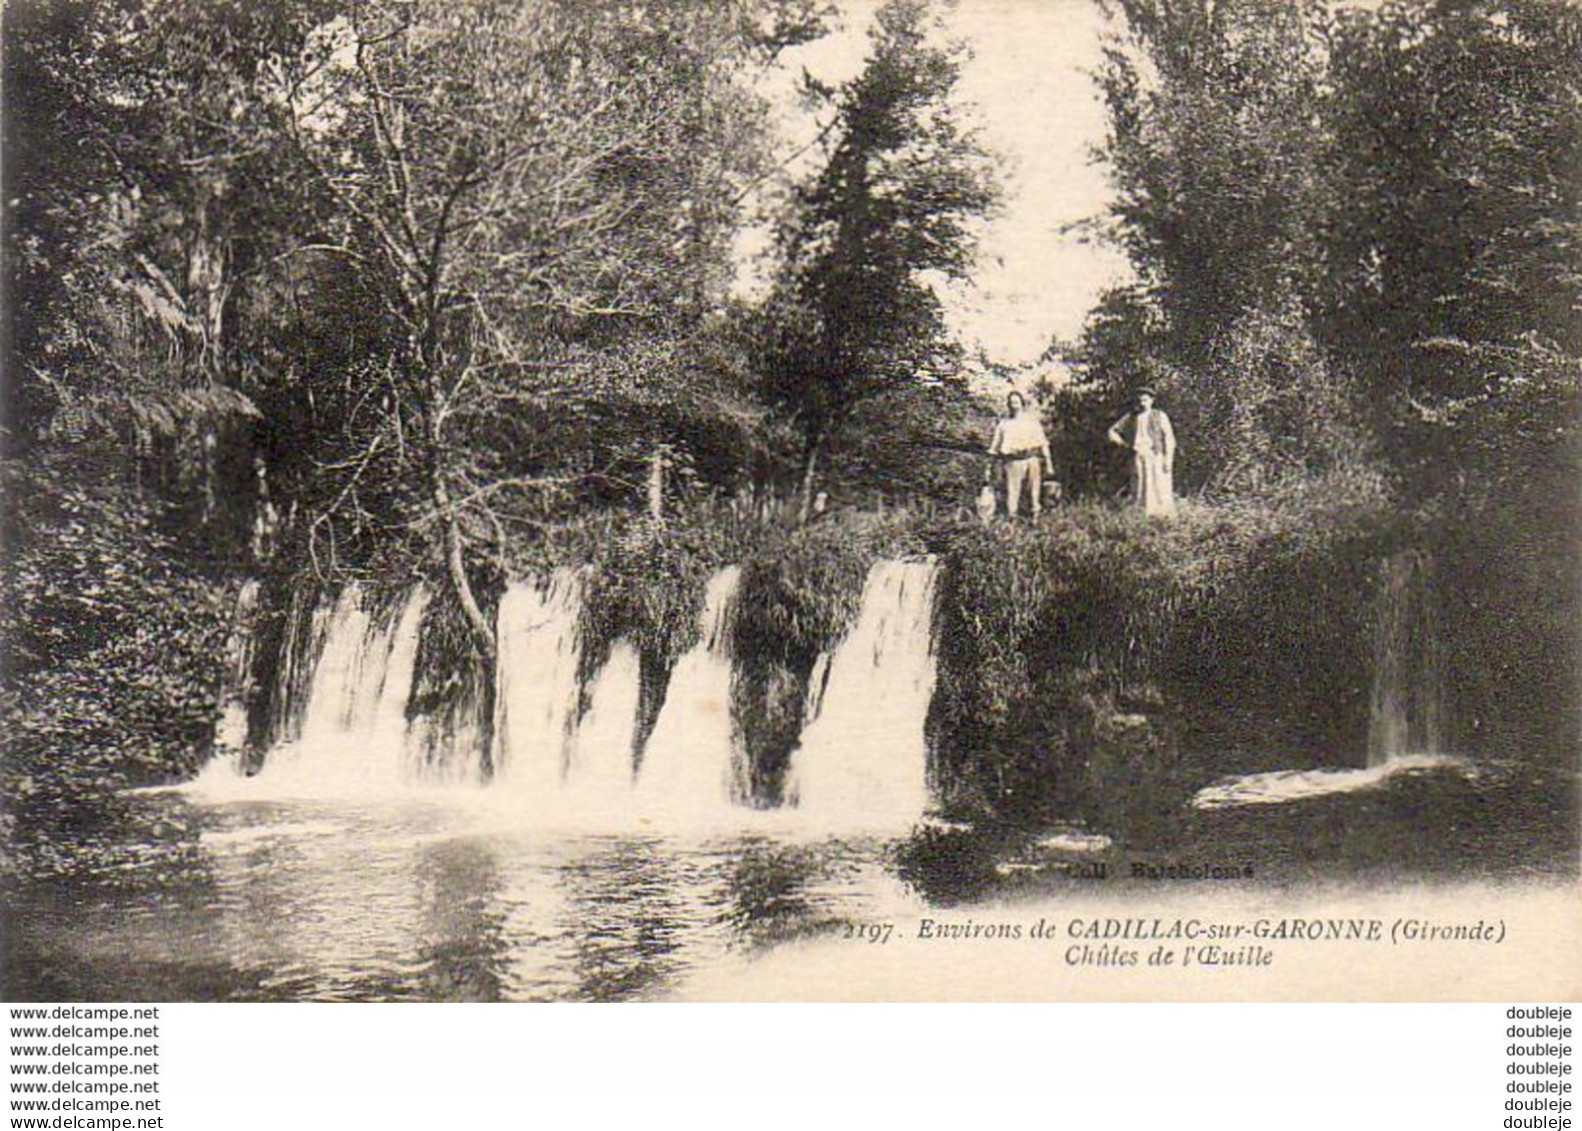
[648,442,669,522]
[797,430,822,524]
[423,353,494,658]
[446,510,496,659]
[435,476,496,659]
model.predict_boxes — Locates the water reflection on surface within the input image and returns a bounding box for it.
[4,796,920,1003]
[6,763,1573,1002]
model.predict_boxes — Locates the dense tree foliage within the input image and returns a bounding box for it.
[752,0,997,515]
[1322,0,1582,501]
[5,0,336,553]
[5,0,832,624]
[1074,0,1580,504]
[262,0,800,647]
[1067,0,1580,766]
[1,0,842,826]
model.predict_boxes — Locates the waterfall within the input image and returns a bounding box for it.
[565,641,643,803]
[294,587,425,786]
[192,558,946,829]
[262,582,335,752]
[295,588,375,747]
[1191,548,1459,807]
[491,570,585,801]
[1367,550,1445,767]
[216,586,427,791]
[636,566,743,815]
[784,559,939,827]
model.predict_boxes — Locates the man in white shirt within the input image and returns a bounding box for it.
[988,392,1056,519]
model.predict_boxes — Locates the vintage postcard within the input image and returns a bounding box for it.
[3,0,1576,1004]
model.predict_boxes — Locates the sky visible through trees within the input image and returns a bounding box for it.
[739,0,1130,371]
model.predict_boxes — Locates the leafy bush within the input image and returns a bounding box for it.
[572,509,753,676]
[734,510,928,667]
[1164,305,1375,497]
[2,461,230,852]
[930,480,1397,823]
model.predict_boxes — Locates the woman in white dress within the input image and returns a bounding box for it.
[1107,389,1177,518]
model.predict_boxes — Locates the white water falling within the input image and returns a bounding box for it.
[564,641,643,804]
[189,558,943,835]
[784,559,939,828]
[305,587,426,787]
[214,698,251,756]
[636,566,743,817]
[271,585,336,748]
[491,570,584,803]
[1367,550,1445,767]
[198,586,427,794]
[294,587,374,748]
[1190,549,1459,808]
[406,679,489,787]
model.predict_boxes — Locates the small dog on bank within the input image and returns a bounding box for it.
[975,478,997,523]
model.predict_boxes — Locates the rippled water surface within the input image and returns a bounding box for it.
[5,760,1574,1002]
[4,794,929,1002]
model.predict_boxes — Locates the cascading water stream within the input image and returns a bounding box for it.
[326,589,425,780]
[636,566,743,818]
[266,584,337,751]
[1194,548,1459,808]
[294,588,374,749]
[491,570,585,804]
[564,640,643,803]
[193,560,948,832]
[198,586,427,794]
[784,559,939,828]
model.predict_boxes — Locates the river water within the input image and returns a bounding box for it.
[5,755,1574,1003]
[4,791,935,1002]
[0,796,966,1001]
